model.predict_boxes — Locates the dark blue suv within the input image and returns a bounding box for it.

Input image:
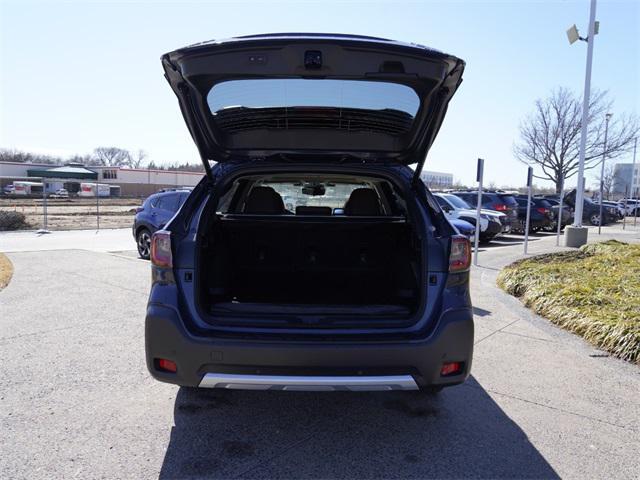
[133,189,191,259]
[145,34,473,394]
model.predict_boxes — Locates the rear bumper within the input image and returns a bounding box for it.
[145,304,474,390]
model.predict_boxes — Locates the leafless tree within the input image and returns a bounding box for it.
[514,88,639,194]
[128,149,147,169]
[67,154,94,165]
[91,147,132,167]
[0,148,59,164]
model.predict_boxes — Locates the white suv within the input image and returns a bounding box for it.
[434,193,506,242]
[620,199,640,216]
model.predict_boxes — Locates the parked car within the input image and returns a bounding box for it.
[450,190,519,231]
[133,189,191,259]
[145,34,473,394]
[598,201,625,220]
[513,196,554,233]
[563,190,617,226]
[449,218,475,240]
[50,188,69,198]
[535,196,573,231]
[434,193,506,242]
[618,199,640,217]
[3,184,15,195]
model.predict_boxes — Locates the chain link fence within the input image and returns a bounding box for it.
[0,178,142,231]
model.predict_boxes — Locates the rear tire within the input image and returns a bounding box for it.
[589,214,601,226]
[136,228,152,260]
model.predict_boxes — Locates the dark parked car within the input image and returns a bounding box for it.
[564,190,617,226]
[450,217,476,240]
[514,196,554,233]
[133,189,191,259]
[536,196,573,231]
[145,34,473,394]
[451,191,519,231]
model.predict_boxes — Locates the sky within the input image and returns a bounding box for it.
[1,0,638,188]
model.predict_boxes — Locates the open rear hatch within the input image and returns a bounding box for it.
[161,33,465,181]
[161,34,465,332]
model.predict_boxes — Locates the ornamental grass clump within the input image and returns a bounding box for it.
[497,241,640,364]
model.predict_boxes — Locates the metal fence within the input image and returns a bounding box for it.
[0,177,142,231]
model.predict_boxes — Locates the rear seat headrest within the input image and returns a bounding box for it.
[344,188,382,216]
[244,186,285,214]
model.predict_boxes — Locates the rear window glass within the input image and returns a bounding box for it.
[208,79,419,117]
[442,194,471,209]
[215,174,404,216]
[264,182,369,212]
[498,195,518,207]
[434,196,448,207]
[206,79,420,137]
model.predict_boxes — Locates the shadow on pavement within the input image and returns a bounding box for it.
[473,306,492,317]
[159,376,558,479]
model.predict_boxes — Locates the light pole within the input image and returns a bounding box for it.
[633,138,638,227]
[565,0,599,247]
[598,113,612,234]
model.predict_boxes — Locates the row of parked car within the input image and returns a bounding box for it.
[133,187,635,258]
[437,189,632,243]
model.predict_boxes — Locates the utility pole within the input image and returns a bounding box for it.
[524,167,533,254]
[473,158,484,266]
[565,0,598,247]
[633,138,638,228]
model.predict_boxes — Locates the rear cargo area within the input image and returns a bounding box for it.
[199,216,421,319]
[195,172,425,325]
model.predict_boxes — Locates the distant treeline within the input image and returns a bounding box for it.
[0,147,204,172]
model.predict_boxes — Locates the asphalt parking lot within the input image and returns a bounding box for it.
[1,227,639,479]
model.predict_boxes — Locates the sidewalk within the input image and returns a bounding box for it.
[476,224,640,271]
[0,228,134,253]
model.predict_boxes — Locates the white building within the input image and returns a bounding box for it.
[420,170,454,189]
[0,161,203,197]
[613,163,640,198]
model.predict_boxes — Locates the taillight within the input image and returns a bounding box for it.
[449,236,471,273]
[151,230,173,268]
[155,358,177,373]
[536,207,548,214]
[441,362,463,376]
[493,203,508,211]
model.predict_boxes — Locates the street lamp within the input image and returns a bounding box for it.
[564,0,600,248]
[598,113,612,234]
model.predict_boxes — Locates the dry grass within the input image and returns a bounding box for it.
[0,253,13,290]
[497,241,640,364]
